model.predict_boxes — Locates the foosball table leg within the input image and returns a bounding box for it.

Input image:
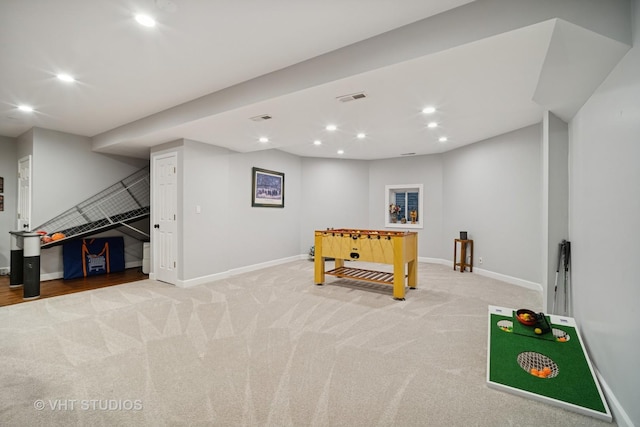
[392,257,406,300]
[392,279,406,300]
[314,253,325,285]
[407,260,417,290]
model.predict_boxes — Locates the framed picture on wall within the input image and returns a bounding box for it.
[252,167,284,208]
[0,195,3,212]
[0,176,3,193]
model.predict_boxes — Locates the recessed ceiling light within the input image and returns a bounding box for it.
[56,73,76,83]
[259,137,269,143]
[18,105,34,112]
[337,149,344,155]
[135,14,156,27]
[326,124,337,131]
[313,140,322,146]
[427,122,438,128]
[422,106,436,114]
[439,136,448,142]
[356,133,366,139]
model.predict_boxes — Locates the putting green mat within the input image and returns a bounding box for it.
[487,306,611,422]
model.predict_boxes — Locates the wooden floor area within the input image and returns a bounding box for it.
[0,268,149,307]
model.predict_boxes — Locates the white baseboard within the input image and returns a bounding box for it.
[420,257,449,265]
[595,369,634,427]
[176,271,229,288]
[175,255,302,288]
[126,260,143,269]
[473,266,542,292]
[228,255,302,276]
[33,255,541,294]
[419,257,542,292]
[41,271,63,281]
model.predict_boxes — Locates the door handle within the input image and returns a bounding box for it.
[154,224,160,229]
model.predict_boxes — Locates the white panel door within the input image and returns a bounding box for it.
[153,152,178,285]
[17,155,32,231]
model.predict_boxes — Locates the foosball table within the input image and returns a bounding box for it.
[314,229,418,300]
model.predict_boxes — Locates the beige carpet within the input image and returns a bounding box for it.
[0,260,614,426]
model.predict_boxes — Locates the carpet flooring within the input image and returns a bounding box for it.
[0,260,615,426]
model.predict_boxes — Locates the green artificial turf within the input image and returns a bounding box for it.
[489,313,606,413]
[512,314,556,341]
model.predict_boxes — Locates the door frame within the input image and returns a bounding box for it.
[17,155,32,231]
[151,150,179,285]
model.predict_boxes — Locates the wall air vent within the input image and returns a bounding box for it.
[250,114,273,122]
[336,92,367,103]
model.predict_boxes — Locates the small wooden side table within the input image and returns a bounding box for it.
[454,239,473,272]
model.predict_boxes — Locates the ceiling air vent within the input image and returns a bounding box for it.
[336,92,367,103]
[250,114,273,122]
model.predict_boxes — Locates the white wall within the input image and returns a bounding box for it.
[145,129,541,290]
[30,128,146,226]
[0,135,17,270]
[226,149,302,271]
[150,142,303,282]
[542,112,569,312]
[16,128,33,162]
[300,129,541,282]
[300,157,370,252]
[568,1,640,424]
[4,123,545,302]
[368,155,444,260]
[442,124,542,284]
[182,140,232,280]
[158,129,540,287]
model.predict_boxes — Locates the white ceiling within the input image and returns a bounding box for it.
[0,0,630,160]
